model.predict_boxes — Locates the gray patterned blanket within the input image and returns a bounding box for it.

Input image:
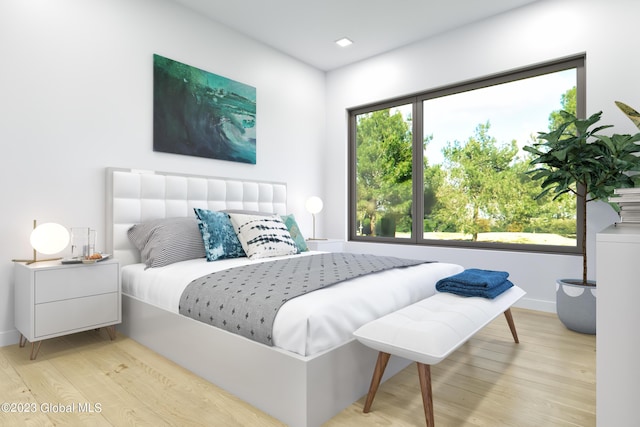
[178,252,430,346]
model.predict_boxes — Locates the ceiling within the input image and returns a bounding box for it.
[172,0,540,71]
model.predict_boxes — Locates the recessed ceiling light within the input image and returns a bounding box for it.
[335,37,353,47]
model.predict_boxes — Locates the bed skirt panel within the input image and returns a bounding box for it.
[118,294,411,427]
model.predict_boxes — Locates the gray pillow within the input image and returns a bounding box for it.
[221,209,272,216]
[127,217,206,268]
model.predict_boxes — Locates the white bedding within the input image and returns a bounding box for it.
[121,251,463,357]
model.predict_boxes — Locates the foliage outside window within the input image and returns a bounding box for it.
[349,56,585,253]
[354,105,415,238]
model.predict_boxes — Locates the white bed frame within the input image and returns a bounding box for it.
[105,167,411,427]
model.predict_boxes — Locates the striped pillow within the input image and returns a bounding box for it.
[127,217,206,268]
[228,213,298,259]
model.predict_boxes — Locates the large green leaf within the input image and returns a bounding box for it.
[615,101,640,130]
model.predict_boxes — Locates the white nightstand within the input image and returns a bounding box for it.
[14,258,121,359]
[306,239,344,252]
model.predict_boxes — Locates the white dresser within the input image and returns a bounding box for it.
[14,258,121,359]
[596,224,640,426]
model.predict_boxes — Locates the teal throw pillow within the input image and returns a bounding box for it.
[194,208,246,261]
[281,214,308,252]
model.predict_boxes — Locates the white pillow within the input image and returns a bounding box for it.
[228,213,298,259]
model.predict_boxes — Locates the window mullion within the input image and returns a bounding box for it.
[413,99,423,243]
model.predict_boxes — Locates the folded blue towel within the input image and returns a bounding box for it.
[436,278,514,299]
[436,268,513,299]
[437,268,509,288]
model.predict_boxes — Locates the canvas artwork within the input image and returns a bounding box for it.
[153,54,257,164]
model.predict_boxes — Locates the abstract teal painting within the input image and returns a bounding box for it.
[153,54,256,164]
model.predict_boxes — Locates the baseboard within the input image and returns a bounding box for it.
[0,328,20,347]
[515,297,556,314]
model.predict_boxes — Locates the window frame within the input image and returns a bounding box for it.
[348,55,586,255]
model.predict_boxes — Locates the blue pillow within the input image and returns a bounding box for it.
[281,214,308,252]
[194,208,246,261]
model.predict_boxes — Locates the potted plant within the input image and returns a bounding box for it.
[523,107,640,334]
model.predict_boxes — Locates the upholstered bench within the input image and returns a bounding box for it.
[353,285,526,427]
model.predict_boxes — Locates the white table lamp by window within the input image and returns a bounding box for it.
[12,220,70,264]
[305,196,324,240]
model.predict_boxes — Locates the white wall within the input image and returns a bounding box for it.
[324,0,637,312]
[0,0,325,345]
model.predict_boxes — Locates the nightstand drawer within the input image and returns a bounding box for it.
[34,263,118,304]
[35,292,119,338]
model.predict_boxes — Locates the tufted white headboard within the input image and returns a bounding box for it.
[106,168,287,266]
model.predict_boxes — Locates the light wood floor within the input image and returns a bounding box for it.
[0,308,595,426]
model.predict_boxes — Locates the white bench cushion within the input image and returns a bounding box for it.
[353,286,525,365]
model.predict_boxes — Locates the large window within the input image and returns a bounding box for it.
[349,56,585,253]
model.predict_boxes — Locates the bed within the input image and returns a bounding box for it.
[105,167,463,427]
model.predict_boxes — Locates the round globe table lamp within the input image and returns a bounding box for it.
[305,196,324,240]
[12,220,70,265]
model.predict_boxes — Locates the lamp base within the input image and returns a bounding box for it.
[12,247,62,265]
[12,257,62,265]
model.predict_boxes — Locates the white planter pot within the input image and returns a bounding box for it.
[556,279,596,335]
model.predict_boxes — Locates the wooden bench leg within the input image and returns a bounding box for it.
[363,351,391,413]
[503,308,519,343]
[417,362,435,427]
